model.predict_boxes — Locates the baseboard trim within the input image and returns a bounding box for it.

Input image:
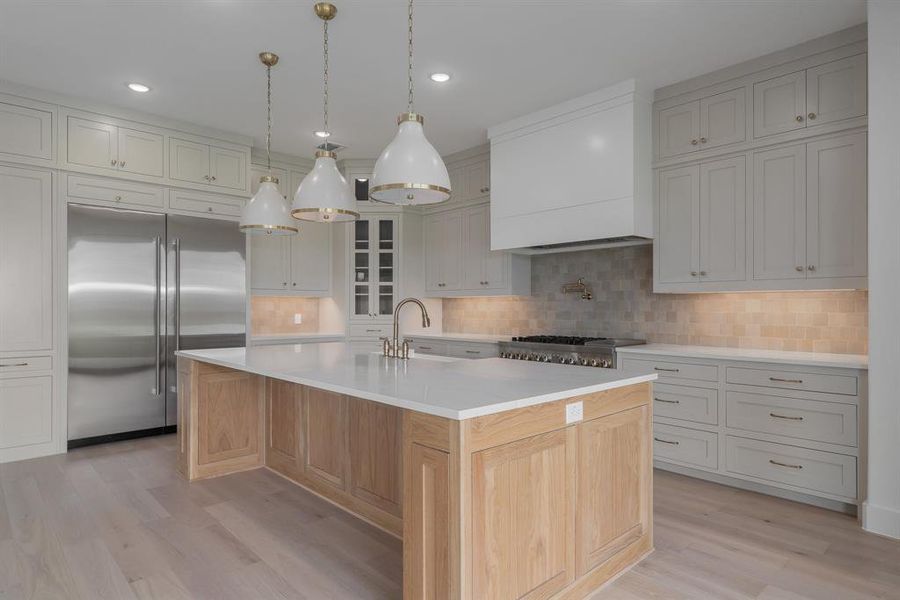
[862,501,900,539]
[68,425,176,449]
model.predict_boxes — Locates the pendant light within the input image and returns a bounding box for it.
[292,2,359,223]
[369,0,450,205]
[240,52,299,235]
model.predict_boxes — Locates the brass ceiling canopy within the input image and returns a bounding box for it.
[314,2,337,20]
[258,51,279,68]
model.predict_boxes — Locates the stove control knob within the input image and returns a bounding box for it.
[566,358,577,365]
[543,355,552,362]
[580,358,590,366]
[589,359,599,367]
[600,359,611,368]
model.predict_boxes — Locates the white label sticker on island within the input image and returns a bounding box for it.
[566,401,584,424]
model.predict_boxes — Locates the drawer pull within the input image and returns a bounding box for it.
[0,363,28,368]
[418,346,433,350]
[365,329,380,333]
[465,350,481,355]
[654,398,680,404]
[769,459,803,470]
[654,367,680,373]
[654,437,680,446]
[769,377,803,383]
[769,412,803,421]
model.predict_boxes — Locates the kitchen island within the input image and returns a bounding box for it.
[175,343,657,599]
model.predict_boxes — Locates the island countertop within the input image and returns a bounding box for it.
[176,342,657,420]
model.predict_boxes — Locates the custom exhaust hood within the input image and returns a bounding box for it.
[487,79,653,254]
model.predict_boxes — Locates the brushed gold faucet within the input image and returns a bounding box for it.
[384,297,431,359]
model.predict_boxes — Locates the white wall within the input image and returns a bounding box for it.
[864,0,900,539]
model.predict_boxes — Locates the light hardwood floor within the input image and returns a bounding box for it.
[0,435,897,600]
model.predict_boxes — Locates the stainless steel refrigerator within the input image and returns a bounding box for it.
[67,205,246,445]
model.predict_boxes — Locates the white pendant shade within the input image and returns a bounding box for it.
[292,151,359,222]
[369,113,451,205]
[240,176,298,234]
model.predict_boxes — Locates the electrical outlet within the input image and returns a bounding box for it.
[565,401,584,424]
[293,313,303,325]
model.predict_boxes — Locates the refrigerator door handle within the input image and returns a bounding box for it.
[174,237,182,352]
[154,236,162,396]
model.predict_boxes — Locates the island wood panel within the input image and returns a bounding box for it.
[405,442,452,600]
[266,378,303,479]
[175,357,194,479]
[472,427,576,600]
[349,397,403,517]
[576,405,651,575]
[302,386,348,490]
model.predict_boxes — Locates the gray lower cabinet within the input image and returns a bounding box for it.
[620,351,864,507]
[404,338,499,359]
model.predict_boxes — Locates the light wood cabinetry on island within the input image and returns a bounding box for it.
[175,349,654,599]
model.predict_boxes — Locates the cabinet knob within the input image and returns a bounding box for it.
[207,207,212,212]
[796,266,804,272]
[210,176,216,181]
[292,282,296,286]
[699,271,707,276]
[807,265,816,271]
[691,139,699,145]
[808,112,817,120]
[119,161,126,167]
[796,115,804,122]
[283,282,287,286]
[699,137,707,144]
[204,175,210,181]
[114,195,122,202]
[690,271,698,276]
[110,159,117,166]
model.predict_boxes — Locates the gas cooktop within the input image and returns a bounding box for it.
[499,335,645,368]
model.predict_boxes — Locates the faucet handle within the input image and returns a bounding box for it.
[402,339,410,359]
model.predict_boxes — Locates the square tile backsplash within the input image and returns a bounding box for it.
[442,245,867,355]
[251,296,320,335]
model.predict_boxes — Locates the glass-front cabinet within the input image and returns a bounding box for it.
[352,214,398,320]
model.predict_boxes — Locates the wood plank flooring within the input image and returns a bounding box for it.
[0,434,897,599]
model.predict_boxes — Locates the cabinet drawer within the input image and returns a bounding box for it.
[653,423,718,470]
[67,175,164,209]
[444,342,499,359]
[726,391,857,447]
[349,323,390,339]
[0,356,52,375]
[653,383,718,425]
[621,357,718,382]
[725,436,856,499]
[406,339,448,356]
[726,366,857,396]
[168,188,244,218]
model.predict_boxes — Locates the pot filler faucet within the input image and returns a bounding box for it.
[384,297,431,359]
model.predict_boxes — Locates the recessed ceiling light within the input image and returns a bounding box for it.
[314,130,331,138]
[429,73,451,83]
[127,82,151,93]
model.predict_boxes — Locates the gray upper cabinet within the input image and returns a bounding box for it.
[657,165,699,283]
[699,89,746,150]
[0,99,53,162]
[752,144,806,281]
[658,101,700,159]
[754,54,866,139]
[170,137,248,192]
[699,156,746,283]
[67,116,163,178]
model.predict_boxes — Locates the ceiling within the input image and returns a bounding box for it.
[0,1,866,159]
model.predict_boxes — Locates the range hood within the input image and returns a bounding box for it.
[487,79,653,253]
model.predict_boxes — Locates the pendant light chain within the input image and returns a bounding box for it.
[407,0,414,113]
[266,61,272,173]
[323,17,330,142]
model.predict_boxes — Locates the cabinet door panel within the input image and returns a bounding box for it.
[700,156,746,282]
[169,138,210,184]
[658,100,700,158]
[463,204,488,289]
[0,101,53,160]
[117,127,164,177]
[442,211,464,291]
[303,387,347,489]
[577,405,650,575]
[424,214,442,292]
[349,398,402,516]
[404,443,451,600]
[806,133,867,279]
[807,54,867,126]
[753,71,806,138]
[657,166,699,284]
[753,145,806,280]
[67,117,117,170]
[290,222,332,294]
[0,376,52,449]
[0,167,52,352]
[700,88,746,150]
[448,165,467,202]
[210,146,247,191]
[467,160,491,198]
[266,379,302,475]
[473,428,574,600]
[197,371,260,465]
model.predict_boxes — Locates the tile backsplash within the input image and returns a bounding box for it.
[442,245,868,355]
[251,296,320,335]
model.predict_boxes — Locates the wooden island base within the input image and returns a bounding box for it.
[176,358,653,599]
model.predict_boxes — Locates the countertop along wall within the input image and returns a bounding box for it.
[442,245,868,355]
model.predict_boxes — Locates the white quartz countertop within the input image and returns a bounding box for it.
[176,343,657,420]
[401,332,511,343]
[617,344,868,370]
